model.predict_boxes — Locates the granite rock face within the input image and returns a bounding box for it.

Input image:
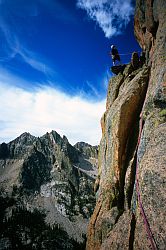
[86,0,166,249]
[0,131,98,249]
[134,0,166,248]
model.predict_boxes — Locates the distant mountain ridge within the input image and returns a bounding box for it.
[0,130,98,249]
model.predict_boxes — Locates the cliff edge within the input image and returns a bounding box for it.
[86,0,166,249]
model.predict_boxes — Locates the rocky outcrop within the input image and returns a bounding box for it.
[0,131,98,249]
[74,142,98,159]
[86,64,150,250]
[86,0,166,249]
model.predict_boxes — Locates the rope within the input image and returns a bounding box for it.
[134,78,158,250]
[109,51,141,56]
[120,51,142,56]
[119,52,134,56]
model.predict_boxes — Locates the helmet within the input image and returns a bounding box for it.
[111,45,114,49]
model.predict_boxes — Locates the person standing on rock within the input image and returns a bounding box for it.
[110,45,121,66]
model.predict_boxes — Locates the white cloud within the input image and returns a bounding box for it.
[0,77,106,146]
[77,0,134,38]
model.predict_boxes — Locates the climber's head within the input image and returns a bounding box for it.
[111,45,115,49]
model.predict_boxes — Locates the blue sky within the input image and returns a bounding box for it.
[0,0,140,145]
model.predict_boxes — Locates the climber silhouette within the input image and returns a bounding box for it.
[110,45,121,66]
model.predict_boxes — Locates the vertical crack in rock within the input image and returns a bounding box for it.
[129,214,136,250]
[126,153,137,209]
[116,68,150,213]
[120,120,139,210]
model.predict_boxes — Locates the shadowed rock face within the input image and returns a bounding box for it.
[86,0,166,249]
[0,131,98,249]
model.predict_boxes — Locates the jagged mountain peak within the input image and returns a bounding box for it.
[41,130,62,142]
[75,141,95,148]
[74,141,98,159]
[12,132,36,143]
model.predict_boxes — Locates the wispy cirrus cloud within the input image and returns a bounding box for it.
[18,48,55,77]
[0,24,53,78]
[77,0,134,38]
[0,1,54,77]
[0,74,105,145]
